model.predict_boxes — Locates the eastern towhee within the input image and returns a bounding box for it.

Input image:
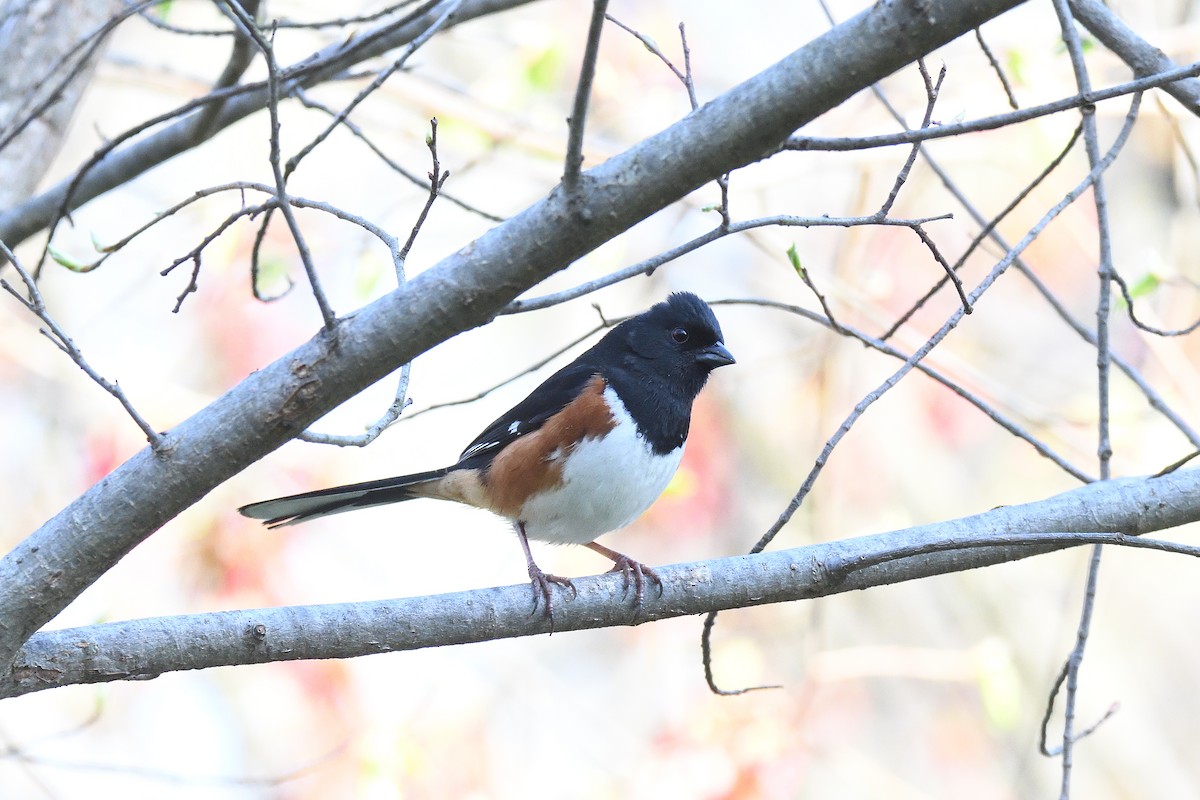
[240,292,735,619]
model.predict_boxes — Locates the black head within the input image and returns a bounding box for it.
[601,292,734,399]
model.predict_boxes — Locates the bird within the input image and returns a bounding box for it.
[239,292,735,622]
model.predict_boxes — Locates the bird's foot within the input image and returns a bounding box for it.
[527,563,577,629]
[606,554,663,607]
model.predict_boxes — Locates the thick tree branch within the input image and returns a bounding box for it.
[1070,0,1200,117]
[0,0,1030,674]
[4,468,1196,699]
[0,0,127,208]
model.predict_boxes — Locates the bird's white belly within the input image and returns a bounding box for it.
[518,388,683,545]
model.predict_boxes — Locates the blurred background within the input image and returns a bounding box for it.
[2,0,1200,797]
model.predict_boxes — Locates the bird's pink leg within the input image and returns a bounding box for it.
[585,541,663,606]
[516,522,576,628]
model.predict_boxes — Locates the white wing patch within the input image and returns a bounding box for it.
[460,439,501,459]
[508,421,521,435]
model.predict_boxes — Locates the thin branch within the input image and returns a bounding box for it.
[245,0,461,307]
[296,117,452,448]
[712,298,1094,483]
[867,94,1200,450]
[189,0,261,140]
[222,3,337,329]
[281,0,463,181]
[974,27,1019,109]
[605,16,729,226]
[1047,3,1117,792]
[504,212,953,314]
[787,248,847,335]
[562,0,609,189]
[912,222,971,313]
[398,118,448,263]
[783,61,1200,153]
[269,1,427,31]
[1,726,348,788]
[881,123,1084,341]
[848,46,1200,454]
[0,239,164,450]
[398,320,617,422]
[0,0,537,264]
[1109,270,1200,337]
[1069,0,1200,118]
[604,14,687,86]
[294,89,503,222]
[680,24,731,228]
[89,181,396,269]
[877,59,945,217]
[869,59,972,315]
[295,366,413,448]
[704,92,1143,695]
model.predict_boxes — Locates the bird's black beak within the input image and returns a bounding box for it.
[697,342,736,369]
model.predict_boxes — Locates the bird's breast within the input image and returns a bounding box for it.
[517,387,684,544]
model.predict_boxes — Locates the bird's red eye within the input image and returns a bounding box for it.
[671,327,689,344]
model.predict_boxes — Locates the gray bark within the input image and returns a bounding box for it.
[0,0,538,247]
[5,468,1195,698]
[0,0,1030,674]
[1070,0,1200,116]
[0,0,126,208]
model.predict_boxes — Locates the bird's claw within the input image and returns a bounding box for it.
[607,555,663,607]
[527,564,576,630]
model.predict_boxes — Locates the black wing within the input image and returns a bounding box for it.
[456,362,602,470]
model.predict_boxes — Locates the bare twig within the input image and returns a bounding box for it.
[398,320,618,422]
[296,367,412,448]
[246,0,462,308]
[504,212,952,314]
[282,0,462,180]
[1069,0,1200,117]
[868,94,1200,450]
[786,246,847,335]
[295,117,452,448]
[865,59,973,315]
[1046,3,1119,793]
[0,239,164,450]
[912,222,971,313]
[269,2,428,31]
[4,0,534,271]
[562,0,609,189]
[783,61,1200,153]
[295,89,503,222]
[221,3,337,329]
[170,254,203,313]
[84,182,398,283]
[881,123,1083,341]
[877,59,944,217]
[703,93,1143,695]
[398,118,449,264]
[189,0,261,140]
[605,17,730,226]
[1108,270,1200,336]
[974,27,1019,109]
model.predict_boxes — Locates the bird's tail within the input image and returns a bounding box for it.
[238,468,452,528]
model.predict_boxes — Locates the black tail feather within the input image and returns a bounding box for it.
[239,468,451,527]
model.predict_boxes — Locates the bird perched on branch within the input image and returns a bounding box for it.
[240,292,735,622]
